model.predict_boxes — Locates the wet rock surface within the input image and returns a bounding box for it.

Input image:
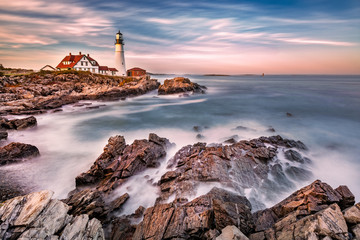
[0,131,7,140]
[0,116,37,130]
[158,77,206,95]
[159,135,310,206]
[0,142,40,165]
[75,133,171,193]
[0,190,104,239]
[251,180,359,240]
[0,72,160,115]
[1,133,359,240]
[133,187,253,240]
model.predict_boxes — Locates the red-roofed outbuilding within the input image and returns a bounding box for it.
[127,67,146,77]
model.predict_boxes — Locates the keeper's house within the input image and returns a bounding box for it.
[56,52,118,76]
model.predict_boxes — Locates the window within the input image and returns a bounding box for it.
[85,62,88,66]
[81,62,83,66]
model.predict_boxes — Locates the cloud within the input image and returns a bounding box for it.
[0,0,112,46]
[280,38,357,46]
[146,18,179,25]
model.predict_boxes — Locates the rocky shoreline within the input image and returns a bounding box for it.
[0,73,359,239]
[0,73,206,116]
[0,71,160,115]
[1,132,359,239]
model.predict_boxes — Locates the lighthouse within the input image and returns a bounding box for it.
[115,30,126,76]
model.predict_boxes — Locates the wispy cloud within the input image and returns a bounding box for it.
[146,18,179,25]
[280,38,356,46]
[0,0,359,73]
[0,0,112,46]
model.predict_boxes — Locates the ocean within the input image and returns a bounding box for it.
[2,74,360,211]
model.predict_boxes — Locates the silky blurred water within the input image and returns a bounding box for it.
[2,74,360,208]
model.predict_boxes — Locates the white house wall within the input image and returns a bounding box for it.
[73,56,99,73]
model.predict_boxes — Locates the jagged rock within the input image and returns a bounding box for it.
[196,133,205,139]
[267,127,276,133]
[275,204,348,240]
[253,209,278,232]
[0,131,7,140]
[270,180,343,218]
[76,133,170,193]
[335,185,355,209]
[110,217,136,240]
[0,190,104,239]
[0,142,40,165]
[76,135,127,186]
[252,180,356,240]
[284,166,313,181]
[216,225,249,240]
[284,149,304,163]
[110,193,130,212]
[133,187,253,240]
[158,77,206,95]
[0,116,37,130]
[343,203,360,224]
[63,189,107,221]
[352,224,360,239]
[110,206,145,240]
[60,214,104,240]
[249,232,266,240]
[19,199,70,239]
[258,135,307,151]
[159,136,309,204]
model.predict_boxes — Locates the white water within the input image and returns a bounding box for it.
[1,74,359,213]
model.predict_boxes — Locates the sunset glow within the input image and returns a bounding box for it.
[0,0,359,74]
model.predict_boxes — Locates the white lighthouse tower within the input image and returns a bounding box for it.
[115,30,126,76]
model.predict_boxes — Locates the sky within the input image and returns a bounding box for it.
[0,0,359,74]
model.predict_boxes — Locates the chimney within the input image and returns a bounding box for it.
[79,51,82,55]
[87,54,89,57]
[69,52,71,56]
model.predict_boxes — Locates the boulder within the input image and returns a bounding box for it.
[352,224,360,239]
[343,203,360,224]
[0,190,104,239]
[158,77,206,95]
[335,185,355,209]
[0,131,7,140]
[0,142,40,165]
[0,116,37,130]
[216,225,249,240]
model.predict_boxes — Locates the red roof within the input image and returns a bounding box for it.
[127,67,146,72]
[99,66,109,71]
[87,56,99,66]
[108,68,118,72]
[56,53,99,69]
